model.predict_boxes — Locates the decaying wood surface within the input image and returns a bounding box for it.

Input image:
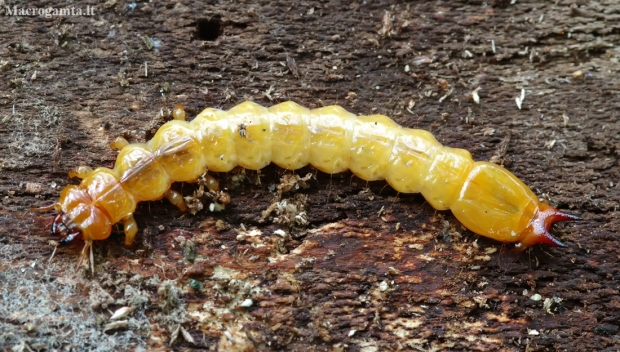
[1,0,619,351]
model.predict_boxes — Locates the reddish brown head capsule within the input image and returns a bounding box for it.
[515,203,581,250]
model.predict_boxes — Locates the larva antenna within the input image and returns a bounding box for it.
[29,203,60,213]
[515,203,581,250]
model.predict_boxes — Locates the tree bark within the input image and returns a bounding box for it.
[1,0,618,350]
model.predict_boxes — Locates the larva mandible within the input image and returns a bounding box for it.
[37,101,579,262]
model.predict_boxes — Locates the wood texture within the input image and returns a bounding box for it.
[1,1,618,351]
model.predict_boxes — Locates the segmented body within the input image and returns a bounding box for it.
[46,101,578,258]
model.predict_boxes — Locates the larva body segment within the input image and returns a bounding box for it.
[268,102,312,169]
[308,105,356,173]
[83,167,136,224]
[148,120,206,182]
[45,101,579,261]
[422,147,475,210]
[114,144,170,201]
[191,109,238,172]
[229,102,273,170]
[386,129,440,194]
[451,162,539,241]
[350,114,399,181]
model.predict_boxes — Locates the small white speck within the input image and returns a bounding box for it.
[530,294,542,301]
[379,280,389,292]
[110,307,133,321]
[472,87,480,104]
[515,88,525,109]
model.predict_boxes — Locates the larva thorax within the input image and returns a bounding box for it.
[50,101,578,258]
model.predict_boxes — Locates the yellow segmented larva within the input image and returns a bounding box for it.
[39,101,579,264]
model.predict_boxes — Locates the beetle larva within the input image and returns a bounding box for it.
[37,101,579,263]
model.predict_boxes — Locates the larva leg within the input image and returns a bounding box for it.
[68,165,93,179]
[123,214,138,247]
[204,173,220,192]
[109,136,129,150]
[172,104,186,121]
[164,189,188,212]
[76,240,93,274]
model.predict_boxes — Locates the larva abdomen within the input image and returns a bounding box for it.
[47,100,579,258]
[195,101,470,211]
[386,129,439,194]
[307,105,354,173]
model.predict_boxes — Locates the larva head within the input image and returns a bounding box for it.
[53,185,112,243]
[514,202,580,251]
